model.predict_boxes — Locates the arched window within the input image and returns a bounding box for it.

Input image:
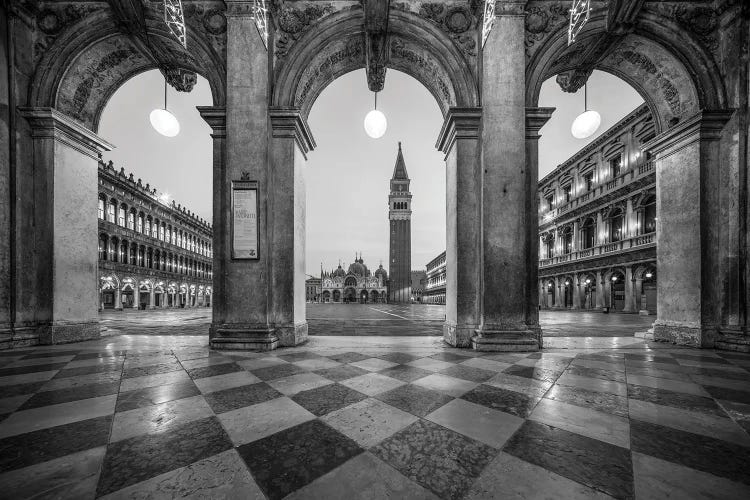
[581,218,596,249]
[562,227,573,254]
[152,218,159,239]
[137,212,144,233]
[145,216,152,237]
[98,194,106,220]
[98,234,108,261]
[638,195,656,234]
[110,236,119,262]
[178,231,183,248]
[128,208,136,230]
[138,245,145,267]
[118,203,127,226]
[543,234,554,259]
[154,250,160,270]
[108,198,117,223]
[607,208,624,242]
[130,243,138,265]
[119,239,128,263]
[160,222,166,241]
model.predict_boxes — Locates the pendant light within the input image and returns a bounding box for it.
[150,78,180,137]
[571,83,601,139]
[364,92,387,139]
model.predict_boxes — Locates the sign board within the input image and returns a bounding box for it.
[231,180,259,259]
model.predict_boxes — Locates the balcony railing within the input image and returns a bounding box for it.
[538,231,656,268]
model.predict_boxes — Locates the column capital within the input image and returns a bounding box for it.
[643,109,734,159]
[224,0,255,18]
[269,107,316,157]
[525,107,555,140]
[435,107,482,154]
[197,106,226,138]
[19,107,113,160]
[493,0,528,17]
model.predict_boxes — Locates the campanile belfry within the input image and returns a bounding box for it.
[388,142,412,303]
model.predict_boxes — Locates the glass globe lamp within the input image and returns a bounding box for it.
[150,109,180,137]
[364,109,387,139]
[571,110,601,139]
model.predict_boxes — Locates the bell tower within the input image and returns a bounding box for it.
[388,142,412,303]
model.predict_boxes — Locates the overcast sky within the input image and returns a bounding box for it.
[99,68,643,276]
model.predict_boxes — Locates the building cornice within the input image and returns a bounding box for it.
[269,107,317,159]
[436,107,482,155]
[19,107,114,160]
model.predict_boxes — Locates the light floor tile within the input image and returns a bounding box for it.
[628,398,750,446]
[110,395,213,442]
[0,370,59,387]
[484,372,553,398]
[555,373,627,397]
[426,399,523,448]
[180,356,234,370]
[632,451,750,500]
[408,374,476,398]
[235,357,287,371]
[286,452,438,500]
[465,452,614,500]
[5,355,76,368]
[407,358,456,372]
[339,373,405,396]
[349,358,399,372]
[64,357,125,369]
[99,449,264,500]
[459,357,513,372]
[218,397,314,446]
[0,394,32,414]
[530,398,630,449]
[571,358,626,372]
[194,371,261,394]
[0,394,117,439]
[268,373,333,396]
[291,358,342,371]
[626,373,710,397]
[689,375,750,392]
[0,446,105,500]
[322,398,418,448]
[41,371,122,391]
[119,370,191,393]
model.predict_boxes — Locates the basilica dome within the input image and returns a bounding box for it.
[347,258,369,276]
[332,265,346,278]
[375,264,388,281]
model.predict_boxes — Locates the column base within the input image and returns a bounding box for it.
[38,321,100,345]
[471,328,541,352]
[714,327,750,353]
[653,321,716,348]
[277,322,308,347]
[638,310,651,315]
[443,323,475,348]
[210,324,279,351]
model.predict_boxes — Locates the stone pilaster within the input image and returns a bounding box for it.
[18,107,113,344]
[436,107,482,347]
[473,0,540,351]
[269,108,315,346]
[644,110,733,347]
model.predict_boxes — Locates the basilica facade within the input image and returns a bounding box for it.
[319,255,388,304]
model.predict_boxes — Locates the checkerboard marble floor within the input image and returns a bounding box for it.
[1,338,750,499]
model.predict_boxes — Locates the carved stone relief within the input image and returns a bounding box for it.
[392,2,477,57]
[294,38,365,108]
[33,3,105,64]
[389,37,454,108]
[275,4,336,60]
[524,3,568,60]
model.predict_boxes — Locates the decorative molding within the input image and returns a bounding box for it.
[642,109,734,159]
[436,107,482,154]
[197,106,226,138]
[224,1,255,18]
[19,107,114,160]
[413,2,477,56]
[275,4,335,60]
[525,107,555,139]
[269,108,317,157]
[163,67,197,92]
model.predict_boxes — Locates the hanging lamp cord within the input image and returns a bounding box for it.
[375,92,378,110]
[164,78,168,110]
[584,83,587,112]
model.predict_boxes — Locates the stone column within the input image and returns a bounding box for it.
[114,288,122,311]
[635,277,646,313]
[623,266,634,312]
[572,220,580,252]
[437,108,482,347]
[596,212,605,246]
[573,279,581,310]
[472,0,540,351]
[595,270,605,309]
[625,198,634,238]
[644,111,733,346]
[537,279,545,310]
[18,108,112,343]
[148,288,155,310]
[268,109,315,346]
[553,276,561,309]
[208,1,277,350]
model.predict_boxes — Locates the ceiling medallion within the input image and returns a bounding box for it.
[568,0,591,45]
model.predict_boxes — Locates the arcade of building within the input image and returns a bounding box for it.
[1,0,747,352]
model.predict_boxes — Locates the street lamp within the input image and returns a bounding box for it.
[364,92,387,139]
[150,78,180,137]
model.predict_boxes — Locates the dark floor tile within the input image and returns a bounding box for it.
[187,362,242,380]
[251,363,307,381]
[0,381,46,399]
[704,385,750,405]
[671,353,732,365]
[19,381,120,411]
[313,364,369,382]
[576,353,624,362]
[624,353,678,364]
[689,367,750,381]
[503,364,563,384]
[376,384,454,417]
[717,351,750,361]
[378,364,432,383]
[277,351,323,363]
[238,419,363,500]
[325,352,372,364]
[0,350,32,357]
[503,420,633,499]
[115,380,200,413]
[0,363,68,377]
[378,352,422,364]
[204,382,282,414]
[55,362,123,379]
[428,352,468,363]
[628,384,728,417]
[565,365,626,383]
[372,418,495,499]
[73,351,127,361]
[461,384,538,418]
[96,416,233,496]
[0,414,112,473]
[546,384,629,418]
[292,383,367,416]
[441,364,496,383]
[21,350,81,359]
[630,418,750,485]
[121,362,181,379]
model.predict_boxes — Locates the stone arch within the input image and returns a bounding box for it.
[29,10,226,132]
[526,9,726,134]
[272,8,478,119]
